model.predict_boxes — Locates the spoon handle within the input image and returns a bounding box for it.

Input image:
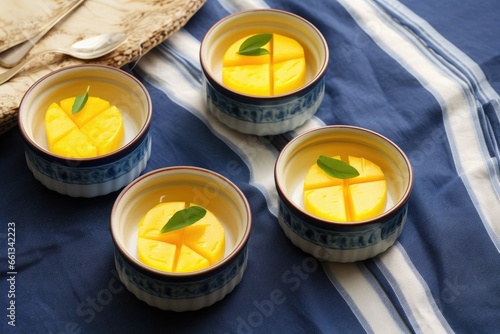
[0,50,58,85]
[0,0,85,68]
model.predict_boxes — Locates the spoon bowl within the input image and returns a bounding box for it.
[0,32,127,84]
[67,33,128,58]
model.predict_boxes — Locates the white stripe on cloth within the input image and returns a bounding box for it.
[377,0,500,108]
[218,0,269,13]
[340,0,500,252]
[323,261,411,333]
[374,0,500,252]
[376,244,454,334]
[338,0,467,332]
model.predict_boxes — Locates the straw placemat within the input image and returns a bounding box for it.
[0,0,206,135]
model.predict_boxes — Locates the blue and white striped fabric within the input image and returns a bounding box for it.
[1,0,499,332]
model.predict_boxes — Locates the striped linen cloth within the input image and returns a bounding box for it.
[0,0,498,333]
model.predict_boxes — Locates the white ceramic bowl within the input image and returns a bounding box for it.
[200,9,328,135]
[18,64,152,197]
[110,166,252,311]
[275,126,413,262]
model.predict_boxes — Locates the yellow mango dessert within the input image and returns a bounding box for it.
[137,202,226,273]
[44,96,124,158]
[222,33,306,96]
[303,156,387,222]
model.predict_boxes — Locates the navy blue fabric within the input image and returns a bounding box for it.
[397,0,500,94]
[1,0,500,333]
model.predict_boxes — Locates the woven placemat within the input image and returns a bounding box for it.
[0,0,206,135]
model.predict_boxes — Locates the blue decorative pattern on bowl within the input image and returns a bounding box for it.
[279,198,408,250]
[25,134,151,197]
[115,244,248,300]
[205,77,325,124]
[25,134,151,185]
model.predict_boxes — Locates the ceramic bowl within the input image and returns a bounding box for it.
[18,64,152,197]
[274,126,413,262]
[200,9,328,136]
[110,166,252,311]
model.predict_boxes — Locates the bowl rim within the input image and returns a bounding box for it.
[110,166,253,279]
[199,8,329,100]
[18,64,152,163]
[274,125,414,227]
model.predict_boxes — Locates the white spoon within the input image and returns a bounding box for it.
[0,32,127,85]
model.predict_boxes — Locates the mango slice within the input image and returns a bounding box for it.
[222,33,306,96]
[303,156,387,222]
[137,202,225,273]
[44,96,124,158]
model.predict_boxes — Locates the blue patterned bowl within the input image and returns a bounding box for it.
[274,126,414,262]
[18,64,152,197]
[200,9,328,136]
[110,166,252,311]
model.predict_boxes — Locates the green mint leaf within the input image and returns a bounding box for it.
[72,85,90,114]
[160,206,207,233]
[237,33,272,56]
[238,48,270,56]
[317,155,360,179]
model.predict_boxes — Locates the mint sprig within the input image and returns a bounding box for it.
[160,206,207,233]
[72,85,90,114]
[317,155,360,179]
[237,33,272,56]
